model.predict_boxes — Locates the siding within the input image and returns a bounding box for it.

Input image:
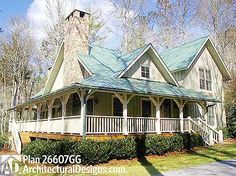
[123,52,166,82]
[172,47,225,128]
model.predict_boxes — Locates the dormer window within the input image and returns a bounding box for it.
[141,65,150,78]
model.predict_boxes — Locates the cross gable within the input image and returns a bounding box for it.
[118,44,179,86]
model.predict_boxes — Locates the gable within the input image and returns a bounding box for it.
[174,47,223,96]
[43,43,92,95]
[161,37,231,80]
[118,44,178,86]
[51,61,64,92]
[123,52,166,82]
[43,43,64,94]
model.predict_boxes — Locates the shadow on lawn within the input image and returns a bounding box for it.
[135,135,164,176]
[187,145,236,168]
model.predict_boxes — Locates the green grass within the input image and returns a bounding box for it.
[18,143,236,176]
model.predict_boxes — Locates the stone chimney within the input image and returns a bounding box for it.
[63,9,90,86]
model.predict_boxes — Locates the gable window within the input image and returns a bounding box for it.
[141,99,152,117]
[199,68,212,91]
[141,65,150,78]
[199,68,205,89]
[113,98,123,116]
[205,70,212,90]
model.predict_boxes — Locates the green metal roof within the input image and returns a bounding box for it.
[78,44,148,77]
[80,75,219,102]
[29,75,219,103]
[160,37,208,72]
[30,37,220,103]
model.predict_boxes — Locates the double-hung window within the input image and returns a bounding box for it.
[199,68,205,89]
[141,65,150,78]
[205,70,212,91]
[199,68,212,91]
[208,106,215,126]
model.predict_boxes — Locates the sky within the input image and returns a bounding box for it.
[0,0,121,48]
[0,0,206,50]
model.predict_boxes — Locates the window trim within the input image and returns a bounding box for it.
[141,65,150,79]
[199,67,212,91]
[140,98,153,117]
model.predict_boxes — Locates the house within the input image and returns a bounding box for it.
[9,9,231,153]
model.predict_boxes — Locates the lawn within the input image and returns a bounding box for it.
[18,143,236,176]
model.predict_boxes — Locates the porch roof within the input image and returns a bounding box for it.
[27,75,219,107]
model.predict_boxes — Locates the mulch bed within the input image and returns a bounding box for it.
[224,138,236,144]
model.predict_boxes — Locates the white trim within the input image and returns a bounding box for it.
[186,37,231,80]
[118,44,179,86]
[77,56,93,76]
[149,44,179,86]
[207,37,232,80]
[43,43,64,95]
[140,97,153,117]
[118,45,150,78]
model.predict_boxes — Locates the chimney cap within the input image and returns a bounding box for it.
[65,9,90,20]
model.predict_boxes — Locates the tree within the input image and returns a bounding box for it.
[41,0,106,62]
[150,0,200,50]
[109,0,151,52]
[0,16,41,132]
[197,0,236,72]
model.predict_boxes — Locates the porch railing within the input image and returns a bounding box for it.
[127,117,156,133]
[86,115,123,134]
[160,118,180,132]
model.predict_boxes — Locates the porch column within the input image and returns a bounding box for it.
[78,89,95,139]
[36,103,42,133]
[173,99,187,133]
[115,93,134,135]
[27,106,32,132]
[47,99,55,133]
[60,94,70,134]
[149,96,165,134]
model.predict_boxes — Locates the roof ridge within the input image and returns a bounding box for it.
[160,36,209,54]
[120,44,149,57]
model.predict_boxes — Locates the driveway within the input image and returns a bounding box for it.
[159,159,236,176]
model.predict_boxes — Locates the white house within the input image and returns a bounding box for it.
[9,9,231,153]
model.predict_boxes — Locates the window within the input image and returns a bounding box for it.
[113,98,123,116]
[205,70,212,90]
[199,68,205,89]
[208,106,215,126]
[141,65,150,78]
[141,99,152,117]
[87,98,94,115]
[199,68,212,91]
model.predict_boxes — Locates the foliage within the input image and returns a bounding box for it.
[182,133,204,150]
[0,134,8,150]
[22,134,204,165]
[225,75,236,137]
[75,140,110,165]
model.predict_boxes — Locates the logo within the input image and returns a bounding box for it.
[0,155,21,176]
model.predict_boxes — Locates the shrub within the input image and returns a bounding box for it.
[0,134,8,150]
[22,139,78,164]
[75,140,110,165]
[109,137,136,159]
[22,133,204,165]
[182,133,204,149]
